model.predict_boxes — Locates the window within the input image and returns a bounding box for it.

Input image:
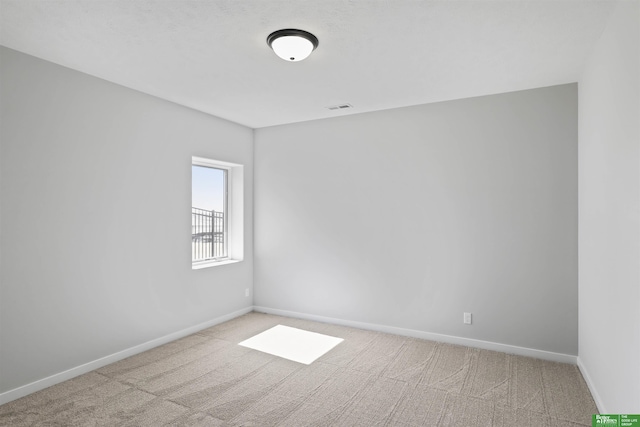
[192,163,227,261]
[192,156,243,268]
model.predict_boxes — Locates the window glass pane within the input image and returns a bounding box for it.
[192,165,227,261]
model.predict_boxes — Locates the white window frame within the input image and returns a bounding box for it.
[192,156,244,269]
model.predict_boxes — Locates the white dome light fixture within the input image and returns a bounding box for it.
[267,29,319,62]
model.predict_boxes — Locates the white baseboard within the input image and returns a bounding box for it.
[577,357,606,413]
[0,306,253,406]
[253,306,578,365]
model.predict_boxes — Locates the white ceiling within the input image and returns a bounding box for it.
[0,0,616,129]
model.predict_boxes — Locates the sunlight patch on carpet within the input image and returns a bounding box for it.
[238,325,343,364]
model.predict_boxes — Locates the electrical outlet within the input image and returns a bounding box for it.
[464,312,472,325]
[245,288,250,297]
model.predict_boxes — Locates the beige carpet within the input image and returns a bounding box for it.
[0,312,598,426]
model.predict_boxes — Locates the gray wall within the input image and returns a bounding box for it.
[255,84,578,355]
[578,0,639,413]
[0,47,254,393]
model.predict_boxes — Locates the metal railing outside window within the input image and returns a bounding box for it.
[192,207,226,261]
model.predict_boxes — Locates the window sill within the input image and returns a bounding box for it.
[192,259,242,270]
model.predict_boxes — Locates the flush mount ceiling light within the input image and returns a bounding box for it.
[267,29,319,62]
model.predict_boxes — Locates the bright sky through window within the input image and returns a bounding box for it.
[192,163,227,262]
[192,165,225,212]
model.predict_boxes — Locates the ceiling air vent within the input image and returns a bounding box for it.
[327,103,353,111]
